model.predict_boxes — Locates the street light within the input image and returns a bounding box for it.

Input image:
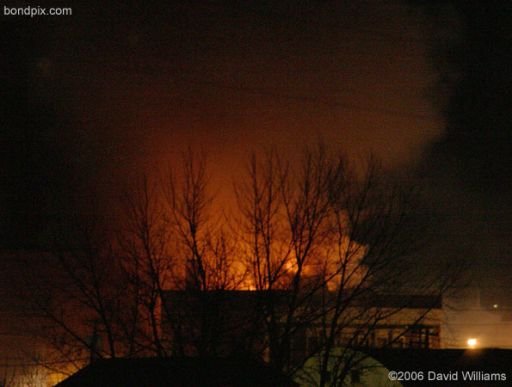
[467,338,477,348]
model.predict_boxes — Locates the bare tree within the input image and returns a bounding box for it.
[18,145,458,386]
[162,150,247,356]
[17,216,127,377]
[20,150,244,366]
[310,156,446,387]
[236,147,456,386]
[235,147,339,371]
[18,175,176,368]
[117,175,174,357]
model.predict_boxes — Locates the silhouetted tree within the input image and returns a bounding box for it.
[19,146,459,386]
[162,150,246,356]
[235,147,457,386]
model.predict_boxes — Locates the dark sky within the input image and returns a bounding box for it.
[417,1,512,296]
[1,0,511,295]
[1,0,441,246]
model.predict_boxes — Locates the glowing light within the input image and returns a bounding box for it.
[467,338,477,348]
[493,304,499,309]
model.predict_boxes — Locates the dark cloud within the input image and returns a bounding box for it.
[416,1,512,294]
[421,1,512,188]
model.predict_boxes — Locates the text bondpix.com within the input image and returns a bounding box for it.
[3,6,72,17]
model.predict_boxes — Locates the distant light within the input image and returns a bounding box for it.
[467,338,478,348]
[493,304,499,309]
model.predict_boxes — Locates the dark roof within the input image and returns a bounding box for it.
[163,290,290,302]
[369,348,512,386]
[369,294,442,309]
[163,290,441,309]
[55,357,297,387]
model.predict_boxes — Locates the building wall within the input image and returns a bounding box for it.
[163,290,443,364]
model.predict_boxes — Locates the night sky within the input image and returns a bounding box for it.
[1,1,511,304]
[418,1,512,299]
